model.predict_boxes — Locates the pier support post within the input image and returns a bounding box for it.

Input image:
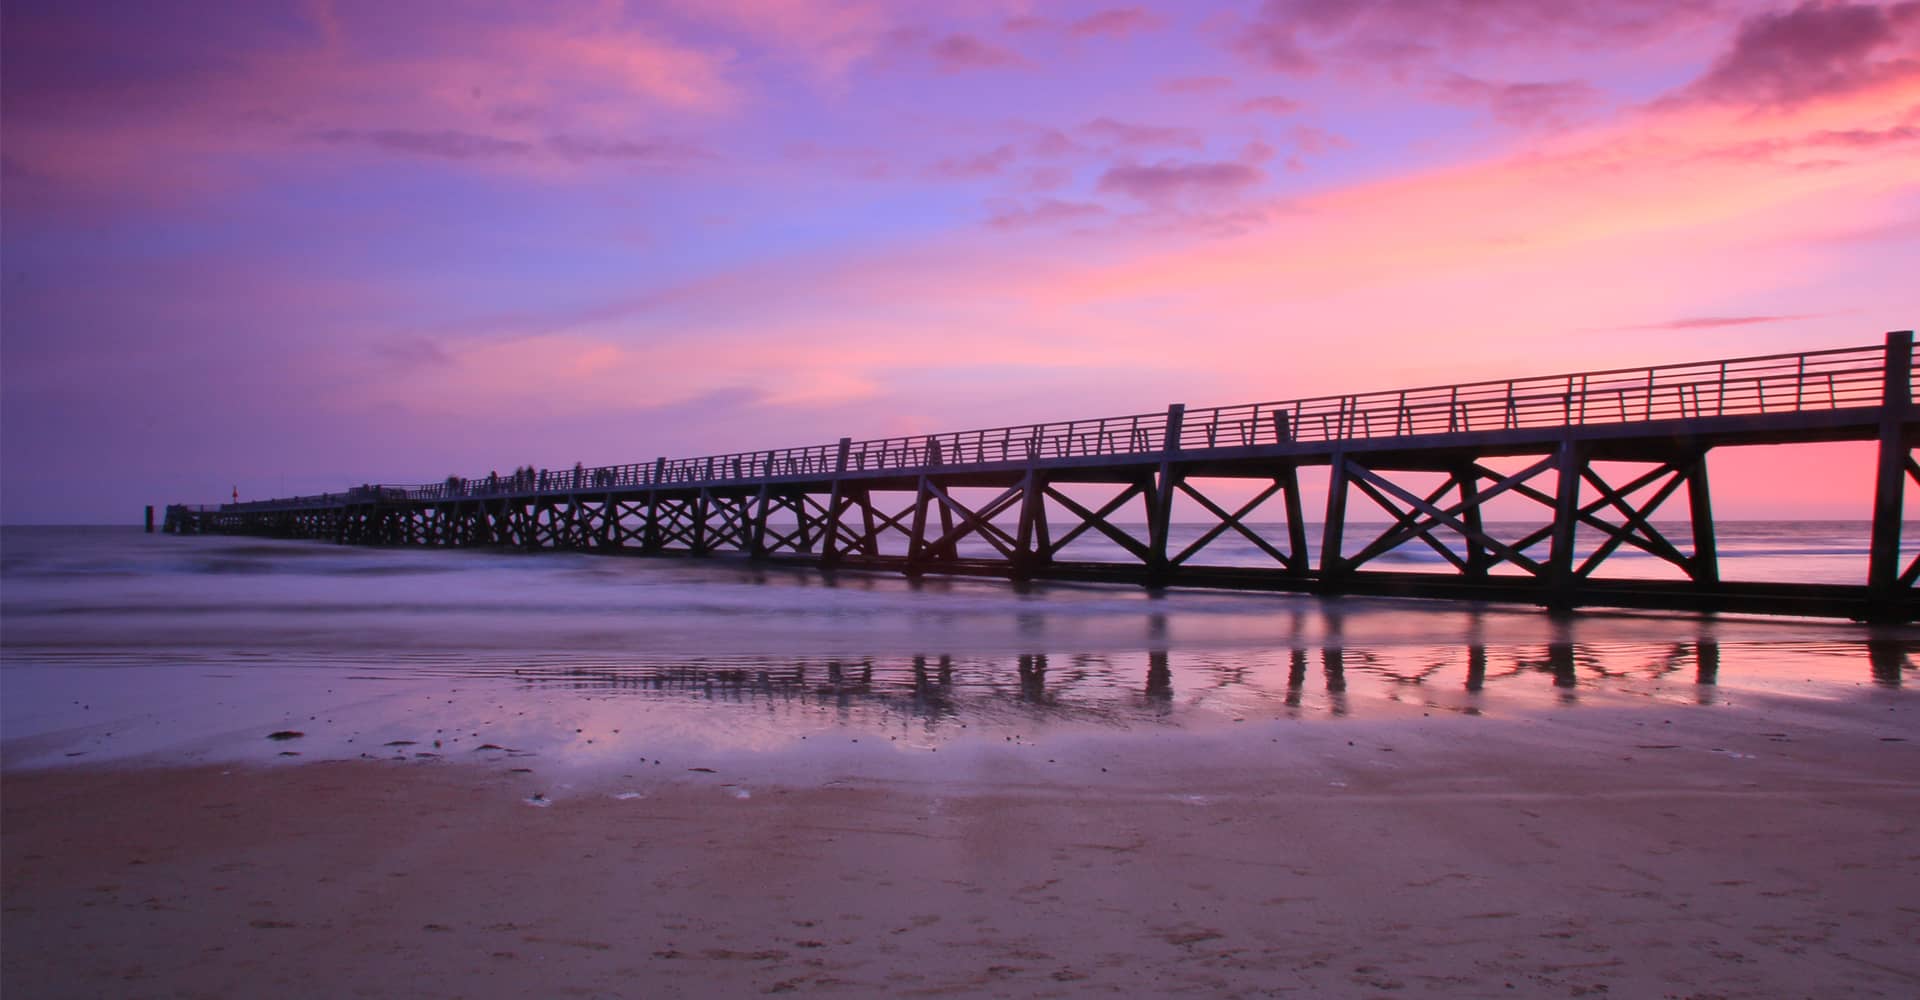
[691,489,711,554]
[1013,467,1051,580]
[935,483,958,562]
[1686,448,1719,586]
[820,438,852,566]
[906,475,932,576]
[1147,404,1185,587]
[1455,463,1486,579]
[144,505,154,533]
[643,490,661,553]
[1320,452,1350,587]
[750,484,771,558]
[1868,330,1915,616]
[1013,468,1042,579]
[820,482,845,565]
[1546,438,1584,607]
[1281,463,1308,576]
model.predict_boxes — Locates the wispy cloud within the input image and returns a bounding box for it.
[987,198,1109,230]
[1069,8,1162,39]
[930,34,1027,72]
[1435,74,1601,128]
[1160,75,1233,94]
[929,144,1018,179]
[314,129,533,160]
[1237,95,1304,115]
[1613,314,1818,331]
[1098,161,1264,203]
[1080,117,1204,151]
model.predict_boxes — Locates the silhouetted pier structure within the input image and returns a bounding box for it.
[169,332,1919,621]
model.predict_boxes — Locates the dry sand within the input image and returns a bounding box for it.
[5,700,1919,999]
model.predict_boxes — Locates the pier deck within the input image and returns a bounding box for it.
[168,332,1920,621]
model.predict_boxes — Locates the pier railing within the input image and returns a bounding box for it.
[1179,342,1891,449]
[225,340,1901,509]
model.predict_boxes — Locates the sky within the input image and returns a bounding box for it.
[2,0,1917,523]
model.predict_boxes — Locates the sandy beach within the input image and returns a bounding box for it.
[7,695,1918,999]
[5,531,1919,996]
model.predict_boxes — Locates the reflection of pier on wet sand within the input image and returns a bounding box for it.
[484,609,1915,726]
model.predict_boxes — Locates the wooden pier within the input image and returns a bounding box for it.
[168,332,1920,622]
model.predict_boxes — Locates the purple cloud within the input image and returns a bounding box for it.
[1234,7,1317,73]
[1682,1,1920,106]
[1081,117,1204,150]
[987,198,1109,230]
[1021,165,1073,192]
[1232,0,1722,75]
[1436,74,1600,127]
[1097,160,1264,203]
[547,134,715,165]
[1286,125,1348,155]
[314,129,532,160]
[1029,128,1086,157]
[930,144,1018,179]
[1070,8,1162,39]
[930,34,1027,72]
[374,337,455,368]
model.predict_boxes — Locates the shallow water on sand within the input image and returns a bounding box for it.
[2,527,1914,770]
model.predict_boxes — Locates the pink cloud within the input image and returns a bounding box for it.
[1612,314,1819,331]
[1693,113,1920,165]
[1237,95,1304,115]
[1160,75,1234,94]
[0,3,744,198]
[1069,8,1162,39]
[1681,1,1920,106]
[1042,73,1920,375]
[929,34,1027,72]
[1097,161,1265,203]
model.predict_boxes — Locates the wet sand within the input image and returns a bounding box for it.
[6,700,1919,999]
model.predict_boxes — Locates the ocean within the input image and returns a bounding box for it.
[2,524,1913,772]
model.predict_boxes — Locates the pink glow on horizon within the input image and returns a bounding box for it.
[2,0,1915,522]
